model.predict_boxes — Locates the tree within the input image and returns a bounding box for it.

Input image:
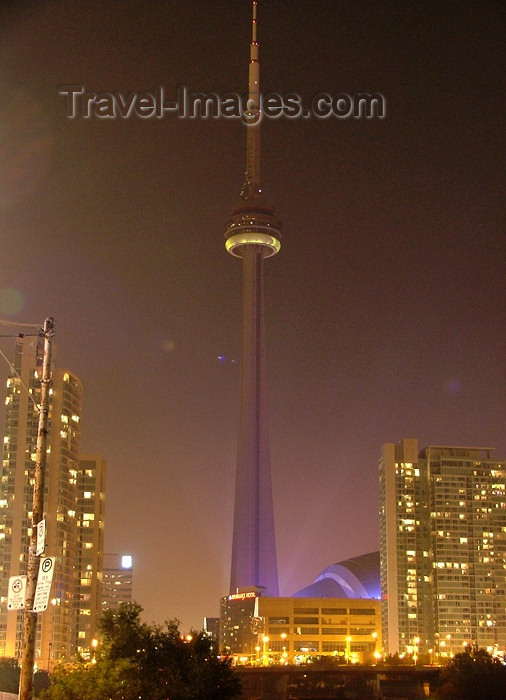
[437,648,506,700]
[99,601,149,661]
[40,656,136,700]
[0,658,49,697]
[42,603,241,700]
[0,658,21,693]
[378,653,411,666]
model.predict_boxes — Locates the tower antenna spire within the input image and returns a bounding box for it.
[243,0,261,199]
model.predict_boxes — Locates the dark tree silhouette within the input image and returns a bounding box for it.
[437,648,506,700]
[42,603,241,700]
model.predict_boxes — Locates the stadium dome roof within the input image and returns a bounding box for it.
[292,551,380,599]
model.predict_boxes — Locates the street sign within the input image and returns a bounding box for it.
[36,519,46,556]
[7,575,27,610]
[33,557,55,612]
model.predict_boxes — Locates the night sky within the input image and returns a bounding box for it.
[1,1,504,631]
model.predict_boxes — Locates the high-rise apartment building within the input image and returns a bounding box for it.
[75,455,106,659]
[0,335,105,669]
[379,438,506,658]
[102,554,133,612]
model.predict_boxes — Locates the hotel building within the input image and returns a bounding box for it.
[220,552,382,663]
[220,591,381,664]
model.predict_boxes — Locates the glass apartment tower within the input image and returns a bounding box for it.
[0,336,105,669]
[379,438,506,658]
[75,455,106,659]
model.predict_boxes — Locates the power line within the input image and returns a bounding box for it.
[0,319,40,329]
[0,349,40,412]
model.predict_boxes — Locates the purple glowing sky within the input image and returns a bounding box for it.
[0,1,504,631]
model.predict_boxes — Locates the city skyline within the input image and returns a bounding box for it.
[0,0,504,632]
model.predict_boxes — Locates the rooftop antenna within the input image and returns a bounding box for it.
[242,0,261,199]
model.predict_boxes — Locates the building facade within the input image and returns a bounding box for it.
[75,455,106,659]
[379,438,506,659]
[204,616,220,651]
[220,589,261,658]
[101,553,133,612]
[220,590,381,665]
[0,336,105,669]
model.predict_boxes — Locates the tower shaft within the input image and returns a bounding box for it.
[229,246,278,595]
[225,1,281,597]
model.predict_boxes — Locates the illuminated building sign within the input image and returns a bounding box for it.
[229,591,257,602]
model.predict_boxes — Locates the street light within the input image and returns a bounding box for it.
[90,638,98,665]
[446,633,452,658]
[262,635,269,666]
[346,636,352,663]
[372,632,381,663]
[281,632,287,664]
[413,637,420,665]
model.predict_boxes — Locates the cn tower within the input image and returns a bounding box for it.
[224,0,281,597]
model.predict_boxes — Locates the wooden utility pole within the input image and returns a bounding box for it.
[19,318,54,700]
